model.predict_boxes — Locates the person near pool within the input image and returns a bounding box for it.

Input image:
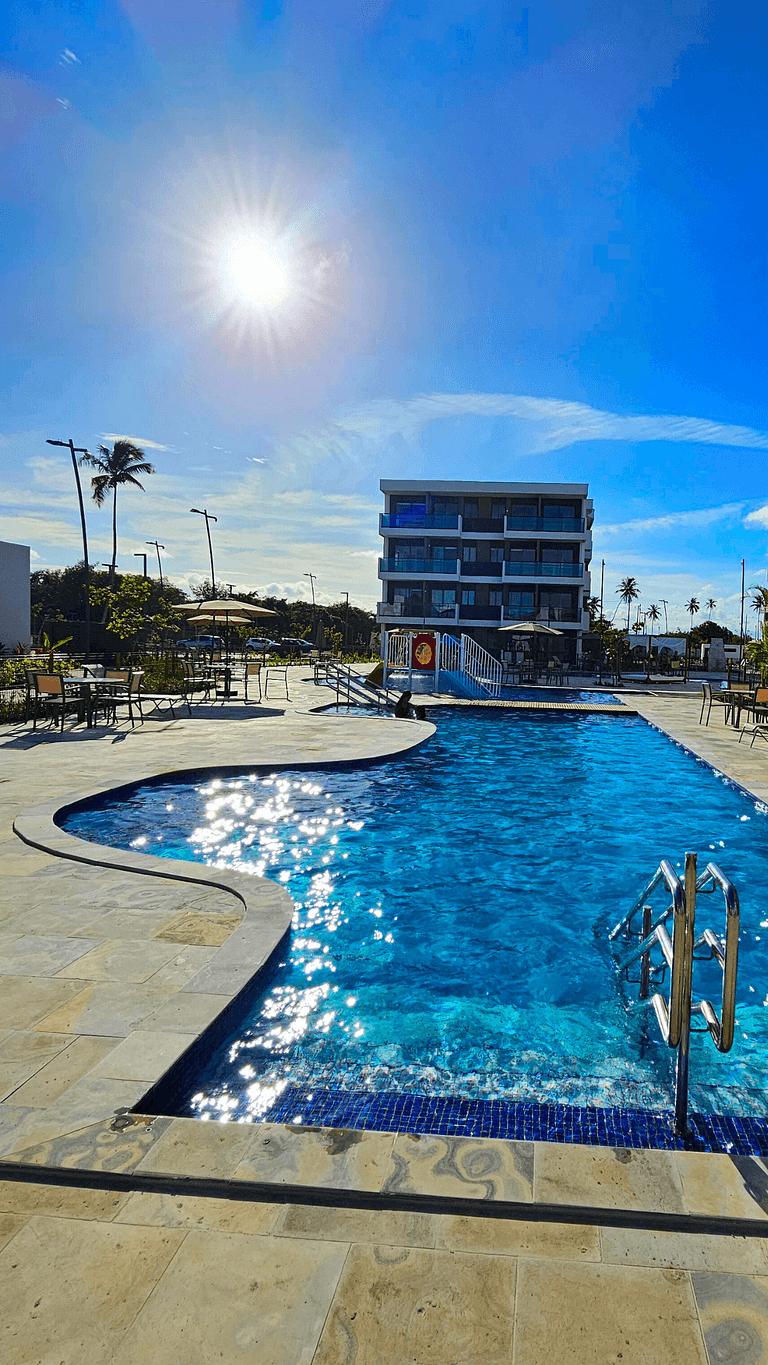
[393,690,427,720]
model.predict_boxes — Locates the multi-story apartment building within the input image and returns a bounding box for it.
[377,480,593,661]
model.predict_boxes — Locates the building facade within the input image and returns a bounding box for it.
[377,480,593,661]
[0,540,31,652]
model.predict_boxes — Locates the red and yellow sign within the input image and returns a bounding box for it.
[411,632,436,670]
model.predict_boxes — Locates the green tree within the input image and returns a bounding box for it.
[645,603,661,680]
[80,441,155,582]
[616,576,640,631]
[90,575,152,642]
[705,597,717,617]
[685,597,700,627]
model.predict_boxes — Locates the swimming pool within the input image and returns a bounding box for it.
[61,710,768,1124]
[499,686,619,703]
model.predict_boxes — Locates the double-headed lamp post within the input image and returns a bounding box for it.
[46,437,91,660]
[147,540,165,591]
[190,508,217,592]
[304,572,317,627]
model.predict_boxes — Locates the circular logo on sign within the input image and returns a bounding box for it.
[415,642,434,667]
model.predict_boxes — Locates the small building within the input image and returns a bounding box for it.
[0,540,30,651]
[377,479,593,662]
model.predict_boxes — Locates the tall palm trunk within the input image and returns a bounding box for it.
[111,484,118,585]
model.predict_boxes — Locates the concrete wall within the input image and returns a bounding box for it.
[0,541,31,650]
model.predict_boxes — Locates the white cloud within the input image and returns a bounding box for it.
[99,433,174,452]
[599,502,748,536]
[744,506,768,529]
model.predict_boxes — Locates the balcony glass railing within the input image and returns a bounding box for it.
[461,517,505,533]
[381,513,459,529]
[505,516,585,533]
[504,562,582,577]
[460,561,504,577]
[459,604,502,620]
[503,606,580,622]
[379,558,458,574]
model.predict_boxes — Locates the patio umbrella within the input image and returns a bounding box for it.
[191,598,277,617]
[498,622,563,635]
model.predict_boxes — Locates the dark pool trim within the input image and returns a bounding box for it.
[249,1084,768,1158]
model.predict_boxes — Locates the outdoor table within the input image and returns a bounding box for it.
[718,688,755,728]
[199,663,239,698]
[63,672,144,727]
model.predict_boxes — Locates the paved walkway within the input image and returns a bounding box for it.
[1,671,767,1362]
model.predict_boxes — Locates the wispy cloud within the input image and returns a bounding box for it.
[599,502,748,536]
[99,433,174,452]
[744,506,768,529]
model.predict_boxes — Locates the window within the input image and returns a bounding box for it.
[394,500,426,514]
[431,588,456,617]
[542,503,574,519]
[490,590,503,607]
[461,589,475,606]
[433,499,458,515]
[510,503,536,517]
[508,591,534,608]
[463,501,478,518]
[492,502,506,519]
[489,545,504,563]
[432,544,457,560]
[462,545,477,562]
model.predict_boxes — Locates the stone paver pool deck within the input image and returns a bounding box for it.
[0,672,767,1362]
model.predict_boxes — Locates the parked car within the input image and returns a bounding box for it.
[273,637,313,657]
[245,637,278,653]
[176,635,225,652]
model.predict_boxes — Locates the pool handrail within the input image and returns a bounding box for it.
[608,857,683,943]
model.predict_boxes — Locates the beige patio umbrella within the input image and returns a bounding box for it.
[498,622,563,635]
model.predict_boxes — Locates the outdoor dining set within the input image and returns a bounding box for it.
[699,680,768,745]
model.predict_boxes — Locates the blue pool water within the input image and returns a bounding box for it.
[61,710,768,1121]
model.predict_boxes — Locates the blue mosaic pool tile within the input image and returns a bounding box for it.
[259,1085,768,1155]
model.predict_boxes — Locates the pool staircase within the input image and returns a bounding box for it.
[438,634,502,700]
[314,659,396,712]
[609,852,739,1136]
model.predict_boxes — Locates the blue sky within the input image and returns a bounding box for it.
[1,0,768,627]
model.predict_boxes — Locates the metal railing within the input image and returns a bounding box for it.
[504,562,583,578]
[314,659,397,713]
[611,851,740,1135]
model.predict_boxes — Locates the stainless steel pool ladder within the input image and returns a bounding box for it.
[314,659,396,713]
[609,852,740,1136]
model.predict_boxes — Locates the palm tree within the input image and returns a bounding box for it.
[750,586,768,640]
[617,576,640,631]
[705,597,716,618]
[646,603,661,680]
[685,597,700,625]
[80,441,155,582]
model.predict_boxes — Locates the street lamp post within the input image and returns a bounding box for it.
[146,540,165,591]
[46,437,92,661]
[304,572,317,632]
[133,553,147,578]
[225,583,236,598]
[660,599,669,634]
[190,508,217,592]
[342,591,350,652]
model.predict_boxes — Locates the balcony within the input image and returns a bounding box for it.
[381,512,459,530]
[504,561,583,578]
[379,558,459,575]
[460,561,504,577]
[503,606,581,624]
[461,517,505,534]
[459,604,502,621]
[505,516,585,534]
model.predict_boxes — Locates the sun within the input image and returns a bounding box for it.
[216,230,293,310]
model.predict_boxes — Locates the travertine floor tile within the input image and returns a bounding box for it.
[33,980,177,1036]
[0,1064,40,1101]
[0,1030,73,1067]
[154,910,242,945]
[513,1259,707,1365]
[136,1115,255,1178]
[115,1190,282,1234]
[436,1213,601,1259]
[138,989,230,1033]
[86,1028,197,1081]
[0,1213,185,1365]
[2,1035,120,1107]
[314,1243,516,1364]
[676,1151,768,1220]
[54,937,181,983]
[7,1113,173,1173]
[109,1228,347,1365]
[692,1270,768,1363]
[235,1123,396,1191]
[601,1226,768,1274]
[0,1179,129,1221]
[0,975,89,1029]
[383,1132,534,1202]
[0,935,101,977]
[0,1212,24,1252]
[275,1201,437,1247]
[534,1142,686,1213]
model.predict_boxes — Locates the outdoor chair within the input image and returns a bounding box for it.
[31,673,80,731]
[699,681,734,727]
[180,659,215,711]
[23,667,41,721]
[264,664,290,700]
[243,661,262,702]
[738,688,768,745]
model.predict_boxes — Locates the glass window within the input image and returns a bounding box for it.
[489,545,504,562]
[508,546,536,562]
[508,591,535,608]
[463,501,478,518]
[542,503,574,518]
[462,545,477,562]
[433,499,458,515]
[489,590,503,606]
[461,589,475,606]
[394,501,426,514]
[432,544,457,559]
[431,588,456,617]
[510,503,536,516]
[492,502,506,518]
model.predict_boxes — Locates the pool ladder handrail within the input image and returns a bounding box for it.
[314,659,396,713]
[612,852,740,1135]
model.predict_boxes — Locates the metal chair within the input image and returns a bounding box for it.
[31,673,80,731]
[244,662,262,702]
[264,665,289,699]
[699,681,733,726]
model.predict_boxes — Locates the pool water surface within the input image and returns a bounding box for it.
[61,710,768,1122]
